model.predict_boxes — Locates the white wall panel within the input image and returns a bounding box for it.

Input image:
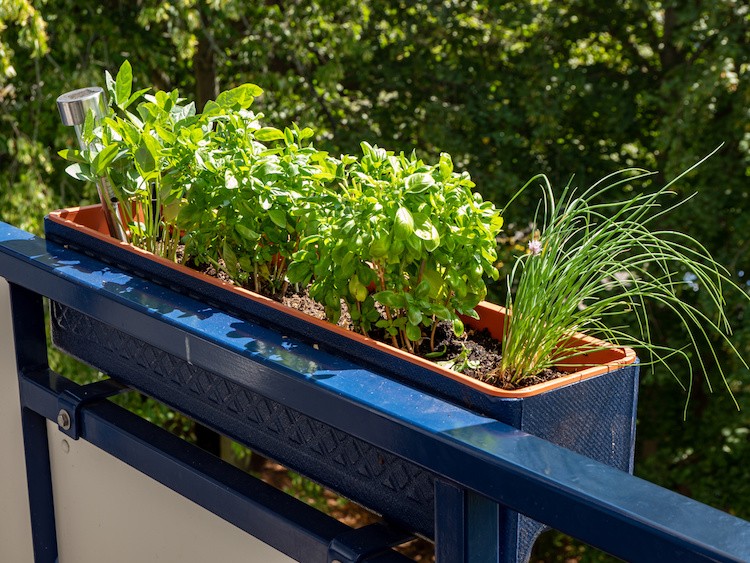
[47,420,293,563]
[0,279,34,562]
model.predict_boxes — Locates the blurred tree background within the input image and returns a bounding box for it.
[2,0,749,560]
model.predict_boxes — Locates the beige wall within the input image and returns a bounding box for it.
[0,279,34,562]
[47,420,292,563]
[0,279,291,562]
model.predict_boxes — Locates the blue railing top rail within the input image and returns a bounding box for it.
[1,221,749,562]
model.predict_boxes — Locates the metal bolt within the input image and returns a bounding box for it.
[57,409,71,430]
[61,439,70,454]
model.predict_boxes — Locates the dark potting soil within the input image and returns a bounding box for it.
[281,288,568,389]
[182,248,564,389]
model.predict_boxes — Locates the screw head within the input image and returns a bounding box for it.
[57,409,71,430]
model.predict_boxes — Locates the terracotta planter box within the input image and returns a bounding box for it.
[46,204,640,559]
[45,204,639,456]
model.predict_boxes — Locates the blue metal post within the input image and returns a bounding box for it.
[9,283,57,562]
[435,480,506,563]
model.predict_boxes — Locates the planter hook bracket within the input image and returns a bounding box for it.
[57,378,129,439]
[327,522,414,562]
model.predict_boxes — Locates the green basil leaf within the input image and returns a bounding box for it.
[422,267,443,298]
[405,323,422,342]
[135,142,156,173]
[92,143,120,174]
[254,161,283,179]
[115,60,133,109]
[123,87,150,111]
[452,317,465,337]
[439,153,453,179]
[237,256,253,273]
[298,127,314,140]
[463,308,480,320]
[393,207,414,240]
[404,172,435,194]
[64,163,94,182]
[222,242,238,277]
[413,280,431,301]
[267,208,287,228]
[58,149,85,163]
[104,70,116,105]
[255,127,285,142]
[225,171,239,190]
[406,307,423,326]
[235,224,261,241]
[202,100,220,115]
[154,123,176,143]
[216,83,262,109]
[429,304,453,320]
[369,237,389,258]
[373,290,407,309]
[414,219,440,247]
[349,276,368,302]
[284,127,294,146]
[286,261,312,285]
[82,109,95,141]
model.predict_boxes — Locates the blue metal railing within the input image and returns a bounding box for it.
[1,221,749,562]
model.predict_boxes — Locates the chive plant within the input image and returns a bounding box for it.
[497,151,748,407]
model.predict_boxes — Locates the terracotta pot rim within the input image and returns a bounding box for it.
[47,205,638,399]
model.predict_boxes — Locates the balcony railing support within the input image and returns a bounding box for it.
[1,221,750,562]
[8,283,57,562]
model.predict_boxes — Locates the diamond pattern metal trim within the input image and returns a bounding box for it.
[50,302,436,534]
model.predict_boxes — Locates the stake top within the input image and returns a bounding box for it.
[57,87,106,126]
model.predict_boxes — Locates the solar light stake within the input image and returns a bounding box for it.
[57,87,129,243]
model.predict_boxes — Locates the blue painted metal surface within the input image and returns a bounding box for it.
[2,221,750,562]
[327,523,415,562]
[45,213,640,486]
[56,378,127,439]
[49,302,440,537]
[17,369,411,563]
[8,283,57,563]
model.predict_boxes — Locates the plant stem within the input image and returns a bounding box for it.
[278,280,289,299]
[417,259,426,285]
[402,330,413,353]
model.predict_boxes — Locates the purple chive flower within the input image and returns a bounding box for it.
[528,239,542,256]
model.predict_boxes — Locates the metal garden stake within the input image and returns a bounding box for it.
[57,87,129,242]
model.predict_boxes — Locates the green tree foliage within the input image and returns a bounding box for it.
[1,0,749,557]
[0,1,47,83]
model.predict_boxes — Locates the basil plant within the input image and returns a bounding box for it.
[63,62,504,355]
[288,143,504,353]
